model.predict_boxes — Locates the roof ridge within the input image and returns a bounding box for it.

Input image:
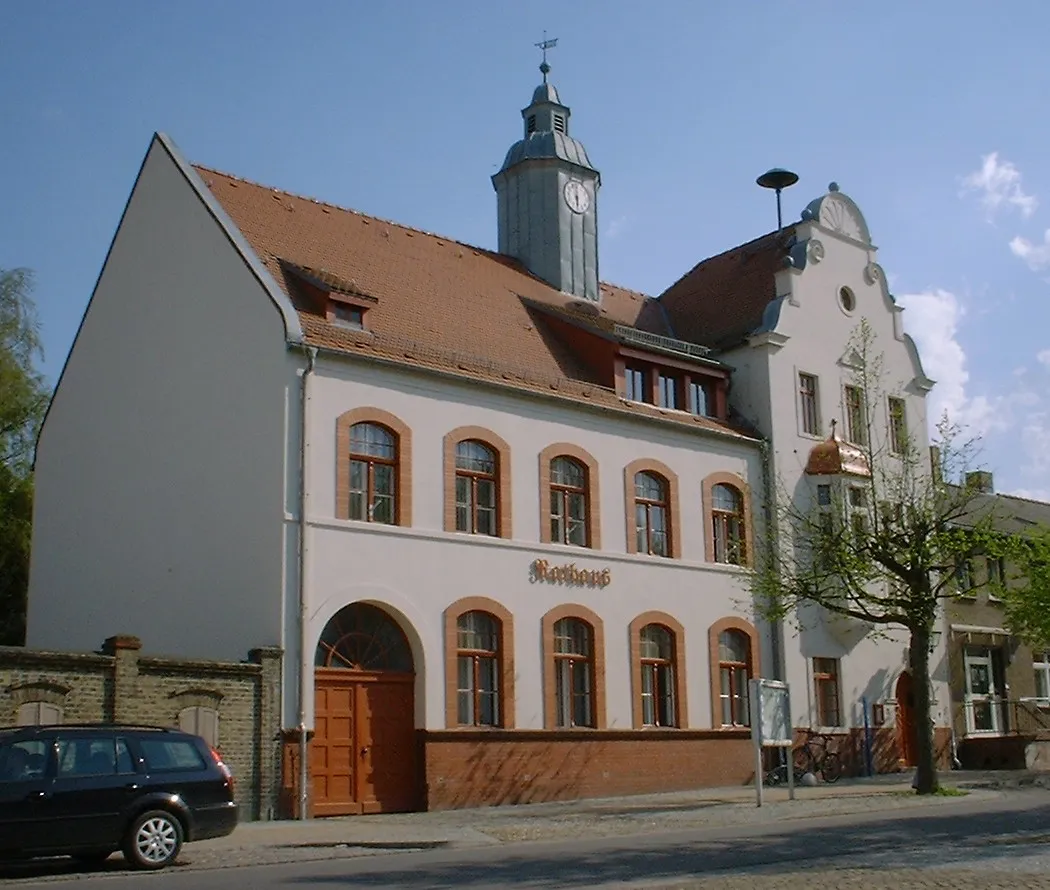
[658,227,790,297]
[995,490,1050,509]
[192,163,505,260]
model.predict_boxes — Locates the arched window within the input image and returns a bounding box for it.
[639,625,677,727]
[550,456,589,546]
[553,618,595,728]
[634,472,669,557]
[455,440,498,535]
[456,611,501,726]
[315,603,414,673]
[712,483,746,565]
[349,422,397,524]
[718,630,751,726]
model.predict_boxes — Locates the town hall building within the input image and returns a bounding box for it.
[24,58,949,817]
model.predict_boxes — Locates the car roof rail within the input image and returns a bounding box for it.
[15,723,177,733]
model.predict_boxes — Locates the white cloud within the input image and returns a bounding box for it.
[962,152,1037,219]
[899,288,1002,434]
[1038,349,1050,369]
[1010,230,1050,271]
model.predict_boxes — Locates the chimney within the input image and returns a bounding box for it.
[965,470,994,494]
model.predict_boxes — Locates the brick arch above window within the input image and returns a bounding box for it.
[538,442,601,549]
[701,471,753,567]
[443,596,515,729]
[541,603,606,730]
[624,458,682,558]
[628,610,689,729]
[335,407,413,526]
[443,426,512,538]
[707,616,761,729]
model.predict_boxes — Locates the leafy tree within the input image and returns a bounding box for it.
[0,268,49,645]
[753,320,1005,794]
[997,525,1050,650]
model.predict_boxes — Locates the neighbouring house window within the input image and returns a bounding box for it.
[634,471,670,557]
[554,618,594,728]
[1034,652,1050,702]
[813,657,842,727]
[712,483,746,565]
[550,456,589,546]
[331,303,365,329]
[455,440,498,535]
[349,422,397,524]
[689,380,712,417]
[457,611,501,727]
[719,630,751,726]
[817,484,833,507]
[16,702,62,726]
[845,385,868,446]
[799,373,820,436]
[178,706,220,748]
[955,557,975,595]
[624,365,649,402]
[639,624,677,727]
[657,373,680,410]
[888,397,907,454]
[986,555,1006,586]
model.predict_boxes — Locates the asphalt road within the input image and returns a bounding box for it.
[5,790,1050,889]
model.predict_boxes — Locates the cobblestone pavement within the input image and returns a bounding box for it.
[178,785,1001,869]
[659,869,1050,889]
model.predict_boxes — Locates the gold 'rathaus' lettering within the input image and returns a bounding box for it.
[530,559,611,588]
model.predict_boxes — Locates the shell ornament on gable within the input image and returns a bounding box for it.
[818,196,864,241]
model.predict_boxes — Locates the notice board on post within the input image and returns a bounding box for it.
[751,678,792,747]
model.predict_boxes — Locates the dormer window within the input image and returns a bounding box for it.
[527,114,537,134]
[331,302,365,330]
[553,114,565,133]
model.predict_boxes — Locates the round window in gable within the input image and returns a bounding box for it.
[838,286,856,314]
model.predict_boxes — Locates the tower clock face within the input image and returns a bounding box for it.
[563,180,591,214]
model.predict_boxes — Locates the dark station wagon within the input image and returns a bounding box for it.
[0,723,238,869]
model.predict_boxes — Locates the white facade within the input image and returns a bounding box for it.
[724,189,950,733]
[300,358,766,729]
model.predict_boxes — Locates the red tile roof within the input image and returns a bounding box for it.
[658,229,794,349]
[194,166,757,441]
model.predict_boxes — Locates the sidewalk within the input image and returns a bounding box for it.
[183,769,1049,870]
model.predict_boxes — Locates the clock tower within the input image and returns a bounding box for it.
[492,54,601,302]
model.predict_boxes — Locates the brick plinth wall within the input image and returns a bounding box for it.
[815,726,954,778]
[421,729,753,810]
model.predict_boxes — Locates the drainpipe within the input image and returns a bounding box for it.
[760,437,783,679]
[297,346,318,820]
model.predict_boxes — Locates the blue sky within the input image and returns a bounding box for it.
[2,1,1048,497]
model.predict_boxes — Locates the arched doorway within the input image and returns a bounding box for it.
[312,603,417,815]
[895,672,918,768]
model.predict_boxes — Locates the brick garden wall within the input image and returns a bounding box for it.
[0,635,283,820]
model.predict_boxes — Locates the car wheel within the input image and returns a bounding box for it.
[73,849,114,866]
[122,810,183,870]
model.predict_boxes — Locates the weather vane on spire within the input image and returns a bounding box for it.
[534,31,558,82]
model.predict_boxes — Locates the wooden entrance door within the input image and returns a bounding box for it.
[311,603,417,816]
[895,672,918,767]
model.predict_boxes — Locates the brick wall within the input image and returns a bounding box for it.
[421,729,754,810]
[0,636,283,820]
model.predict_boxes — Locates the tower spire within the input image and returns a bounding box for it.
[534,32,558,83]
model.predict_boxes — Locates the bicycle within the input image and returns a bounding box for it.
[763,730,843,785]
